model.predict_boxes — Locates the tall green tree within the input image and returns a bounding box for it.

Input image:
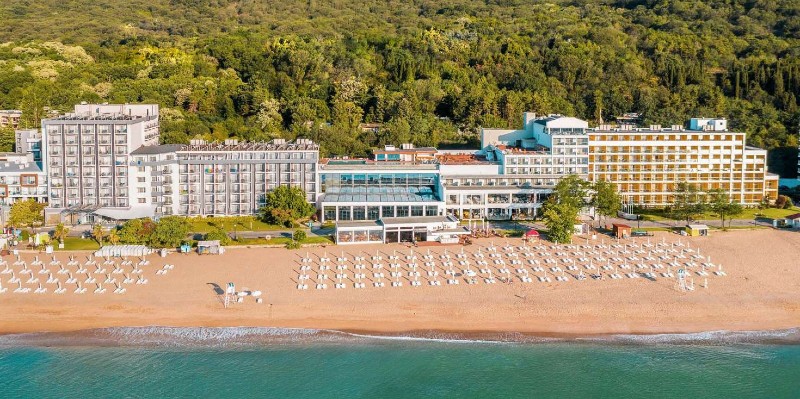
[541,175,589,243]
[8,199,45,233]
[707,188,744,228]
[150,216,190,248]
[259,186,315,227]
[91,224,106,245]
[592,180,621,227]
[0,128,15,152]
[669,182,707,222]
[543,201,579,244]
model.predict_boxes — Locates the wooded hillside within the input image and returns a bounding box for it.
[1,0,798,175]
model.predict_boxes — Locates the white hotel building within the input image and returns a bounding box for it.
[130,139,318,218]
[42,103,159,223]
[34,104,781,227]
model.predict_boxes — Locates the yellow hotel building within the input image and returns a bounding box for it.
[588,118,779,207]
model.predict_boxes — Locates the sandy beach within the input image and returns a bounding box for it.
[0,229,798,337]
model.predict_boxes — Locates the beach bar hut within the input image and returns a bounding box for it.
[685,224,709,237]
[197,240,223,255]
[612,223,632,239]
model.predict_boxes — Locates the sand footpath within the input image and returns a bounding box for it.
[0,229,798,337]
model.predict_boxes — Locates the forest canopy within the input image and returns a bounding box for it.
[0,0,798,175]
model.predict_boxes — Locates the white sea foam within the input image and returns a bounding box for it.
[583,328,800,345]
[0,326,798,348]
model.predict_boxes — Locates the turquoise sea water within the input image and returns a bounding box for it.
[1,328,799,399]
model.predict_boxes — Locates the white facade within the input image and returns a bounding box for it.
[129,139,319,218]
[42,103,160,216]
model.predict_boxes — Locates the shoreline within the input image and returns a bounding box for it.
[1,229,798,344]
[1,326,799,348]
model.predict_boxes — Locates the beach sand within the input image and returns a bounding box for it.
[0,229,798,337]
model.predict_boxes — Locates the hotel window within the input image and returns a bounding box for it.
[396,206,410,217]
[138,198,147,204]
[367,206,380,220]
[411,206,423,217]
[381,206,395,218]
[353,207,366,220]
[338,207,351,221]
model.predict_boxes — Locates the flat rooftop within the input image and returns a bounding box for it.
[131,144,184,155]
[320,159,438,170]
[436,153,497,165]
[493,145,551,155]
[44,113,155,122]
[381,215,457,225]
[180,140,318,152]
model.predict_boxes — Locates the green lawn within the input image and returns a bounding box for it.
[636,206,799,222]
[224,235,333,246]
[58,237,101,251]
[263,236,333,246]
[186,216,288,233]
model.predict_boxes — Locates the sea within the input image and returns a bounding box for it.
[1,327,799,399]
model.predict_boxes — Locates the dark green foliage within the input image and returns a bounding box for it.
[205,227,231,245]
[592,180,622,226]
[259,186,315,227]
[669,182,707,222]
[150,216,190,248]
[707,188,744,228]
[542,174,589,243]
[0,0,799,172]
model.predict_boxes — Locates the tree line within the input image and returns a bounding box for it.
[0,0,799,175]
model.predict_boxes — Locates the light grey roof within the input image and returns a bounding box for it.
[93,206,155,220]
[686,224,709,229]
[0,162,43,173]
[131,144,184,155]
[381,215,456,226]
[336,220,382,228]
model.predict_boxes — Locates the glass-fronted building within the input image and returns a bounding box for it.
[316,160,444,222]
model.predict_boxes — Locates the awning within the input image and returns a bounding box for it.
[93,206,156,220]
[525,229,540,237]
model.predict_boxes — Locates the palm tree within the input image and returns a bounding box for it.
[92,224,105,245]
[53,223,69,244]
[107,229,120,245]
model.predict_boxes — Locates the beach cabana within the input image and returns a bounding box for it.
[612,223,632,239]
[685,224,709,237]
[95,245,152,258]
[197,240,223,255]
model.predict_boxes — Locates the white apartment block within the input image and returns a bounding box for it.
[588,118,779,206]
[451,113,589,220]
[131,139,319,218]
[42,103,159,219]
